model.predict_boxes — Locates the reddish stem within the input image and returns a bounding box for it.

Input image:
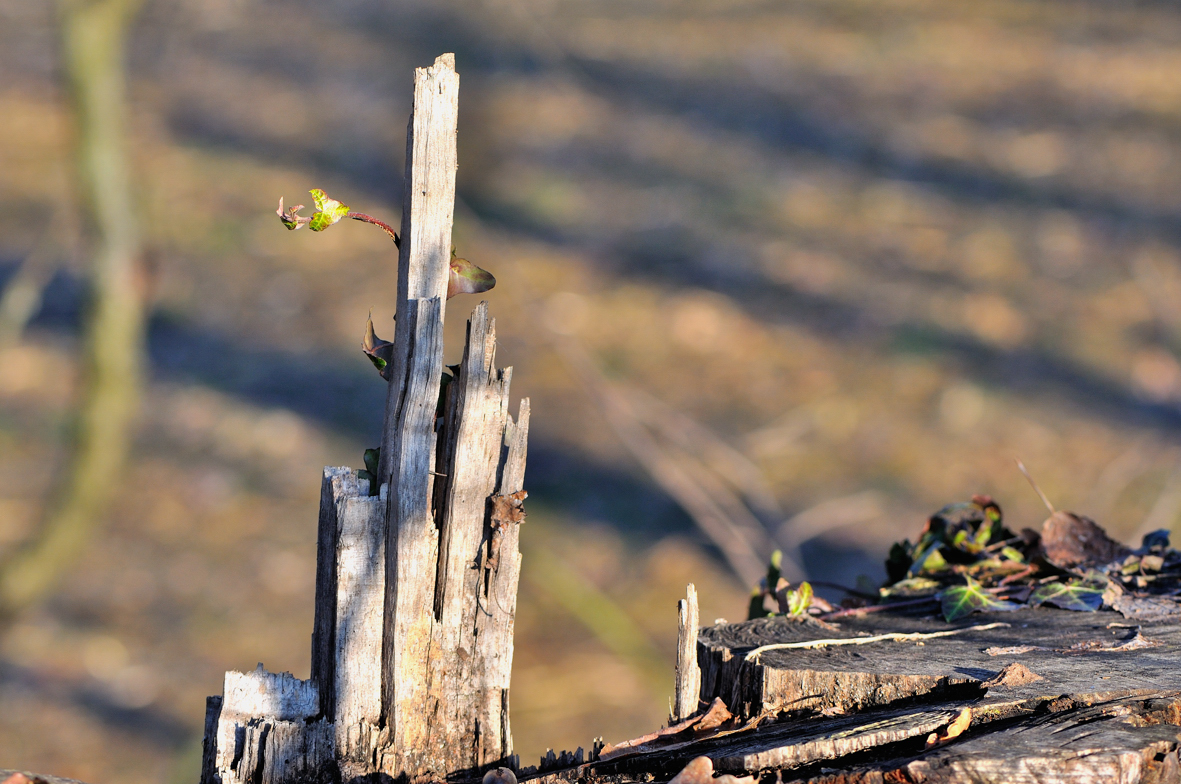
[820,596,938,621]
[349,211,401,247]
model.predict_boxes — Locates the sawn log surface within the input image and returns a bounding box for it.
[522,607,1181,784]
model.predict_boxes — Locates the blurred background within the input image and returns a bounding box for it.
[3,0,1181,780]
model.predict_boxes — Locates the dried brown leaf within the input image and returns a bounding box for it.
[598,697,735,762]
[1040,511,1130,569]
[361,313,395,380]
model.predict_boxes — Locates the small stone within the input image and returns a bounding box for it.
[482,767,516,784]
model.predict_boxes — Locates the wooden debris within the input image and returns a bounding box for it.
[517,606,1181,784]
[982,662,1043,688]
[201,53,530,784]
[674,583,702,722]
[924,706,971,748]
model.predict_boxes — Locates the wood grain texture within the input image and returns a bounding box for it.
[201,54,531,784]
[675,583,702,722]
[382,296,446,777]
[473,396,530,768]
[698,609,1181,720]
[378,51,459,489]
[331,473,387,778]
[203,666,333,784]
[376,54,461,780]
[518,610,1181,784]
[427,302,511,769]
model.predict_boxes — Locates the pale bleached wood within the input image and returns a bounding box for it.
[331,475,386,777]
[472,362,531,768]
[674,583,701,722]
[204,666,333,784]
[381,296,446,777]
[377,51,459,489]
[377,55,461,776]
[201,53,533,784]
[428,302,512,768]
[310,466,351,717]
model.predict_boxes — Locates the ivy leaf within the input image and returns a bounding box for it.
[358,447,381,496]
[880,576,941,598]
[1028,577,1106,612]
[911,544,948,575]
[448,251,496,299]
[940,576,1020,622]
[364,448,380,477]
[766,550,782,591]
[362,313,395,380]
[886,541,913,583]
[308,188,351,231]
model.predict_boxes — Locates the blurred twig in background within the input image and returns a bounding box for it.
[0,195,75,349]
[0,0,147,621]
[523,535,669,692]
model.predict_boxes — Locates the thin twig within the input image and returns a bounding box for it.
[807,580,880,600]
[744,622,1010,661]
[1016,460,1056,514]
[348,211,401,247]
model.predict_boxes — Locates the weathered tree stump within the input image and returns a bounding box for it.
[201,53,529,784]
[520,604,1181,784]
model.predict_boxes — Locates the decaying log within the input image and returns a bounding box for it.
[201,52,530,784]
[518,607,1181,784]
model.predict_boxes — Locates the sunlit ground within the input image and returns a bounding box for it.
[3,0,1181,780]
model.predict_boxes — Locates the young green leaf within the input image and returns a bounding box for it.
[448,252,496,299]
[362,313,395,380]
[1028,577,1106,612]
[786,581,813,618]
[277,197,309,230]
[912,545,948,575]
[308,189,351,231]
[940,576,1020,622]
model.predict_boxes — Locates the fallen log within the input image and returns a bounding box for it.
[521,594,1181,784]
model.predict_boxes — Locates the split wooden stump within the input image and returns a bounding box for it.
[201,53,529,784]
[525,592,1181,784]
[195,49,1181,784]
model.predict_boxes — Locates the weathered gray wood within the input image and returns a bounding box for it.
[202,53,530,784]
[517,608,1181,784]
[674,583,701,722]
[428,302,511,768]
[331,472,387,778]
[381,296,446,778]
[697,609,1181,720]
[377,51,459,488]
[310,467,347,716]
[203,666,333,784]
[473,395,530,768]
[377,52,462,782]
